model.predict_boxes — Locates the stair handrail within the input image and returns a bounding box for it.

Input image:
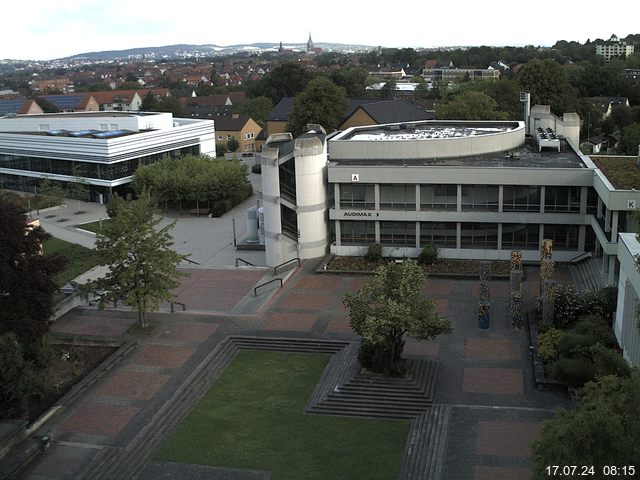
[254,278,283,296]
[568,251,592,264]
[181,256,200,265]
[273,257,300,275]
[170,301,186,313]
[236,257,256,267]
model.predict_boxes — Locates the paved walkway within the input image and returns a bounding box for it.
[22,261,571,480]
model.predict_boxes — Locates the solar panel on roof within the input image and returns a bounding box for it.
[46,130,68,136]
[42,95,85,109]
[69,129,98,137]
[0,99,25,115]
[92,129,131,139]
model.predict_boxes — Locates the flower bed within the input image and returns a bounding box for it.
[325,255,510,277]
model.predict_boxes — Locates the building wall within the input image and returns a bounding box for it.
[615,233,640,366]
[267,120,287,137]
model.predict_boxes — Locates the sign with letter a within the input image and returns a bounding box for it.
[351,174,359,182]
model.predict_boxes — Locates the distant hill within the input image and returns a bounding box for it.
[62,42,375,61]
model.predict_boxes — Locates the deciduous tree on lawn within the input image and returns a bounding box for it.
[343,260,453,375]
[82,192,186,328]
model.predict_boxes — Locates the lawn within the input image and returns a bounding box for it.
[155,351,410,480]
[75,219,111,233]
[43,237,102,286]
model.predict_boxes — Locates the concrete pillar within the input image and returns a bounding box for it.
[498,185,504,213]
[540,186,546,213]
[335,220,341,247]
[374,184,380,210]
[608,255,616,286]
[261,146,284,268]
[578,225,586,251]
[456,222,461,249]
[334,183,340,209]
[415,184,420,212]
[497,223,503,251]
[580,186,588,215]
[612,211,619,241]
[415,221,420,248]
[457,184,462,212]
[375,221,380,243]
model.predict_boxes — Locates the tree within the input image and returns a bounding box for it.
[436,90,509,120]
[247,62,314,104]
[227,136,240,153]
[0,198,64,343]
[286,77,348,136]
[235,96,273,128]
[531,370,640,478]
[618,124,640,155]
[379,79,397,99]
[82,192,186,328]
[517,59,577,114]
[330,66,371,97]
[343,260,453,375]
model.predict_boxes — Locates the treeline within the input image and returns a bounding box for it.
[132,155,252,216]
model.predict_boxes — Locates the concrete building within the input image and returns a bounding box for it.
[614,233,640,366]
[0,111,215,202]
[595,34,635,62]
[259,107,640,292]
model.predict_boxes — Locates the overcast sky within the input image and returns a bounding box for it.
[3,0,638,60]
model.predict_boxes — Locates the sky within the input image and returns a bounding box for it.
[3,0,639,60]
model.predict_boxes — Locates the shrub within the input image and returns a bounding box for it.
[549,357,596,388]
[210,199,233,217]
[571,315,615,346]
[580,287,617,323]
[536,327,562,363]
[251,163,262,174]
[557,332,599,358]
[417,244,438,266]
[590,343,631,379]
[365,243,383,263]
[553,284,581,328]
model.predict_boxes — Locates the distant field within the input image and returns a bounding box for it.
[155,350,410,480]
[43,237,102,285]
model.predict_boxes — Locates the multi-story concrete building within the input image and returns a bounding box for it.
[595,34,635,62]
[0,111,215,202]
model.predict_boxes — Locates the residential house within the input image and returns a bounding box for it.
[39,93,99,113]
[586,97,630,119]
[0,98,44,116]
[595,34,635,62]
[28,77,75,94]
[215,114,263,152]
[91,91,143,112]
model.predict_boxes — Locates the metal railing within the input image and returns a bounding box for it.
[235,257,256,267]
[254,278,283,296]
[274,257,300,275]
[568,251,593,264]
[181,256,200,265]
[170,301,186,313]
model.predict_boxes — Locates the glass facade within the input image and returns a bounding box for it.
[420,184,457,210]
[544,186,580,212]
[380,184,415,209]
[380,221,416,246]
[502,223,540,249]
[461,185,499,211]
[280,204,298,240]
[502,186,540,212]
[544,224,579,250]
[278,158,296,203]
[340,184,375,209]
[420,222,457,248]
[0,145,200,181]
[340,221,376,245]
[461,223,499,249]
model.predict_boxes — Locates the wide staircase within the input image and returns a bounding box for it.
[570,257,605,292]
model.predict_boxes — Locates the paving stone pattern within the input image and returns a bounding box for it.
[22,261,575,480]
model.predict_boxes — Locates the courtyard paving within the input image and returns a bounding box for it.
[23,260,571,480]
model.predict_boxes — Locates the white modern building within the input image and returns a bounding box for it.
[595,34,635,62]
[0,111,215,202]
[614,233,640,366]
[259,107,640,288]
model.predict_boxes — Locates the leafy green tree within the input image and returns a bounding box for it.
[227,136,240,153]
[436,90,509,120]
[343,260,453,375]
[379,78,397,99]
[235,96,273,127]
[0,198,64,343]
[38,177,66,207]
[286,77,348,136]
[247,62,314,104]
[82,192,186,328]
[330,66,371,97]
[517,59,577,114]
[141,91,159,111]
[414,81,431,100]
[618,124,640,155]
[463,79,523,120]
[532,370,640,478]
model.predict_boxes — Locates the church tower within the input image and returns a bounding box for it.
[306,33,314,53]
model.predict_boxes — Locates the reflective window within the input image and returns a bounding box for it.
[380,184,415,209]
[461,185,499,211]
[502,223,539,249]
[340,221,376,245]
[340,184,375,209]
[420,222,457,248]
[380,221,416,246]
[461,222,499,249]
[421,184,457,210]
[503,186,540,212]
[543,224,579,250]
[544,186,580,213]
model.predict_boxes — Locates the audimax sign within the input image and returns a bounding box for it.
[343,211,380,217]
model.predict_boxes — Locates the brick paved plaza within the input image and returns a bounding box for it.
[22,260,571,480]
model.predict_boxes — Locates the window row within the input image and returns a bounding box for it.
[338,184,586,213]
[339,221,579,250]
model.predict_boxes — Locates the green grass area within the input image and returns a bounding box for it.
[43,237,102,286]
[591,156,640,190]
[75,219,111,233]
[155,351,410,480]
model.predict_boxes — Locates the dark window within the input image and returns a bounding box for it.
[461,223,498,249]
[502,223,540,249]
[340,221,376,245]
[420,222,457,248]
[281,205,297,240]
[462,185,499,211]
[421,184,457,210]
[544,186,580,213]
[543,224,579,250]
[380,184,415,210]
[502,186,541,212]
[279,158,296,203]
[380,221,416,246]
[340,184,375,209]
